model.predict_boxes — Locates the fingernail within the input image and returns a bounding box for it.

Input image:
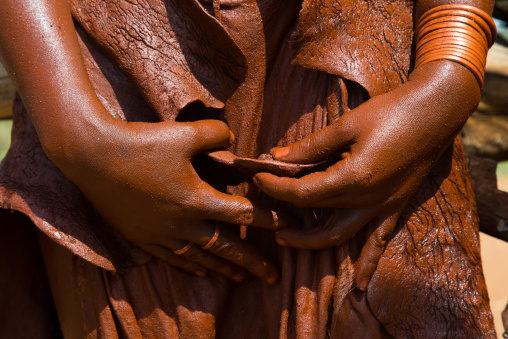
[275,234,287,246]
[229,131,236,144]
[358,279,369,291]
[265,274,278,284]
[233,273,245,282]
[272,146,289,160]
[252,175,261,187]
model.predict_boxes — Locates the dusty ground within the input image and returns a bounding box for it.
[0,62,15,119]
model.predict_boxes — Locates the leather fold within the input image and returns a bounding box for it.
[70,0,247,120]
[291,0,414,96]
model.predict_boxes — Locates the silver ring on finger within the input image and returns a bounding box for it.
[202,224,220,250]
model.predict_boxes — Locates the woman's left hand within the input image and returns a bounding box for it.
[254,60,481,290]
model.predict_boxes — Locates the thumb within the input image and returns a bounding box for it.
[186,120,234,155]
[271,118,354,164]
[354,212,400,291]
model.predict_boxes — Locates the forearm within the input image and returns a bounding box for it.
[408,0,495,122]
[377,0,495,157]
[385,60,480,158]
[0,0,113,163]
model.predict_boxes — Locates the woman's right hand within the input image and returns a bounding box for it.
[0,0,288,283]
[57,118,287,284]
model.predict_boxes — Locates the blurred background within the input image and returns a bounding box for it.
[0,62,12,159]
[463,16,508,338]
[1,10,508,338]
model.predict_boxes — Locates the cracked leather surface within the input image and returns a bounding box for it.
[292,0,413,96]
[70,0,247,120]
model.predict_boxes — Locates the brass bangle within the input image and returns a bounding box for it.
[417,36,486,59]
[417,43,486,69]
[418,4,497,45]
[416,53,485,87]
[416,17,489,45]
[414,4,496,89]
[415,46,484,71]
[417,10,494,45]
[416,49,485,75]
[417,24,488,50]
[416,31,487,56]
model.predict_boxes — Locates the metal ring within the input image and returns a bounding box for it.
[173,242,193,255]
[202,224,220,250]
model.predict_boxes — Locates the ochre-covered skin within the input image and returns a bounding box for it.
[0,0,497,337]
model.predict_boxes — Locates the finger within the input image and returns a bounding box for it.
[354,212,400,291]
[308,191,380,209]
[148,220,247,282]
[271,118,355,164]
[253,164,352,207]
[185,224,279,284]
[170,239,248,282]
[137,243,207,277]
[275,209,373,249]
[186,119,234,155]
[198,187,297,230]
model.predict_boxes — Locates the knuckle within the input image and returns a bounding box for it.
[184,250,204,263]
[179,123,200,143]
[328,233,343,246]
[293,186,314,207]
[233,204,254,225]
[300,138,311,152]
[182,194,206,213]
[372,233,387,248]
[347,162,376,189]
[213,241,244,264]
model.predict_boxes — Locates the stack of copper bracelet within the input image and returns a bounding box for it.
[415,4,497,89]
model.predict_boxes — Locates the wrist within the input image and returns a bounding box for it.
[362,60,481,161]
[407,59,481,122]
[37,97,119,172]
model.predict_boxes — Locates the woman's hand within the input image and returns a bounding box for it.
[254,60,482,290]
[0,0,288,284]
[56,118,289,283]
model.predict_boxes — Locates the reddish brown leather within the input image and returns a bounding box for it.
[290,0,413,97]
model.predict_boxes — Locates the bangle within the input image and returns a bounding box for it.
[415,4,497,89]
